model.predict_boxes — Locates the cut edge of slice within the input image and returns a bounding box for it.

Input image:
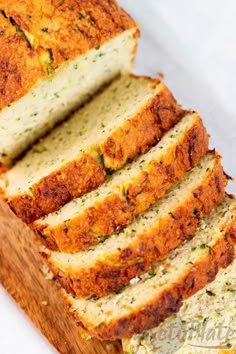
[122,257,236,354]
[3,75,183,224]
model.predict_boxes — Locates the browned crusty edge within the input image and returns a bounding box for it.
[65,221,236,340]
[6,153,106,224]
[0,0,138,110]
[0,13,45,111]
[33,113,209,252]
[45,152,227,297]
[6,82,184,224]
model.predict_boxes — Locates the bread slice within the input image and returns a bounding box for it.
[64,195,236,340]
[2,75,183,224]
[45,152,227,298]
[0,1,138,168]
[33,112,209,252]
[122,259,236,354]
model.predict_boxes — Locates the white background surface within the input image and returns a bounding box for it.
[0,1,235,353]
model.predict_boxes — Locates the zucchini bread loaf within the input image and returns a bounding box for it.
[33,111,209,252]
[2,75,183,223]
[0,2,234,351]
[64,195,236,340]
[0,0,139,169]
[122,257,236,354]
[44,151,227,297]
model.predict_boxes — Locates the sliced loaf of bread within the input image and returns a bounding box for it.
[2,75,183,224]
[45,152,227,298]
[64,195,236,340]
[33,112,208,252]
[122,258,236,354]
[0,1,138,168]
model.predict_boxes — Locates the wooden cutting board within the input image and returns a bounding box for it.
[0,200,123,354]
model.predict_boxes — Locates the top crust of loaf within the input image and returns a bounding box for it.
[0,14,45,111]
[0,0,138,110]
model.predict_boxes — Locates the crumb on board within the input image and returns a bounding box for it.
[78,326,92,341]
[40,264,54,280]
[157,71,165,78]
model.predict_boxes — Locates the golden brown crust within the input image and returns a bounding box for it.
[126,116,209,213]
[1,0,137,65]
[7,82,183,224]
[8,154,105,224]
[0,14,45,110]
[47,153,227,297]
[33,115,208,252]
[7,194,45,224]
[101,81,183,170]
[66,224,236,340]
[0,0,138,109]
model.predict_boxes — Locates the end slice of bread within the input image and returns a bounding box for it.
[33,112,208,252]
[2,75,183,223]
[64,195,236,340]
[45,151,227,298]
[122,258,236,354]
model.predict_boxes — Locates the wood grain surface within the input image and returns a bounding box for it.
[0,200,122,354]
